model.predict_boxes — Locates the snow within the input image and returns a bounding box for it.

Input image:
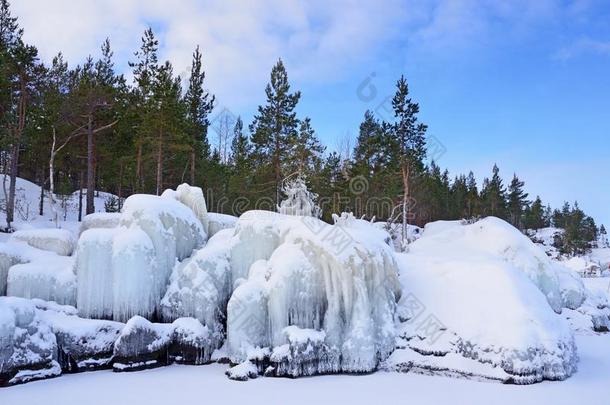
[161,183,209,234]
[9,229,76,256]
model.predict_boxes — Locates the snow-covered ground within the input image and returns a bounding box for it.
[1,334,609,405]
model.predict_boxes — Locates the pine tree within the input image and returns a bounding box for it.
[290,117,325,177]
[129,28,159,191]
[507,174,529,229]
[465,171,479,218]
[389,75,427,246]
[250,59,301,204]
[480,164,507,219]
[184,45,214,185]
[524,196,545,230]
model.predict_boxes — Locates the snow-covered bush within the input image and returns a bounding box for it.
[225,211,401,379]
[10,228,76,256]
[278,177,321,218]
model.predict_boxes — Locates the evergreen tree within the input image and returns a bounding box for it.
[480,164,507,219]
[250,59,300,204]
[389,75,427,246]
[507,174,529,229]
[184,45,215,185]
[465,171,479,218]
[524,196,546,230]
[290,117,325,177]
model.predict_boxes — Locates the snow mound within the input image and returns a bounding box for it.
[225,211,400,378]
[10,229,76,256]
[75,188,207,322]
[414,217,564,313]
[387,219,579,384]
[79,212,120,235]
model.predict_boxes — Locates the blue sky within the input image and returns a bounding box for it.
[12,0,610,226]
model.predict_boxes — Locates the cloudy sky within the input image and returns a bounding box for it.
[12,0,610,226]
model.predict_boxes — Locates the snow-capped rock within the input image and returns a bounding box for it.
[9,228,76,256]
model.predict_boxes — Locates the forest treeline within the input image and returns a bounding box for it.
[0,1,603,254]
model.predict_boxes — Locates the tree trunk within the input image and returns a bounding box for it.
[118,161,123,211]
[156,129,163,196]
[401,162,410,249]
[78,171,84,222]
[6,142,19,228]
[86,114,95,214]
[190,148,196,185]
[136,142,143,192]
[38,168,45,216]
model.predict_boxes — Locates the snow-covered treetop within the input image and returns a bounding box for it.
[278,176,321,218]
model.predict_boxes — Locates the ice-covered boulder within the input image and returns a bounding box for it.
[554,264,586,310]
[7,256,76,306]
[79,212,121,235]
[75,191,207,322]
[0,243,26,296]
[10,228,76,256]
[161,229,232,343]
[225,211,401,379]
[386,220,579,384]
[0,297,61,386]
[112,316,173,372]
[170,317,216,365]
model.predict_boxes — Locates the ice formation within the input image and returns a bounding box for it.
[75,186,207,322]
[9,229,76,256]
[225,211,401,378]
[160,229,233,347]
[7,256,76,306]
[161,183,209,234]
[387,219,579,384]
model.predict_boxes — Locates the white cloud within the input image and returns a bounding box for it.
[12,0,407,109]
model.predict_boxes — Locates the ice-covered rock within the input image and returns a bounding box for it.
[9,228,76,256]
[225,211,401,378]
[7,255,76,306]
[79,212,121,235]
[170,317,215,365]
[0,297,61,386]
[554,264,586,310]
[112,316,173,372]
[387,220,579,384]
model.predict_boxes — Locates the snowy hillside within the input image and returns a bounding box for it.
[0,180,609,399]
